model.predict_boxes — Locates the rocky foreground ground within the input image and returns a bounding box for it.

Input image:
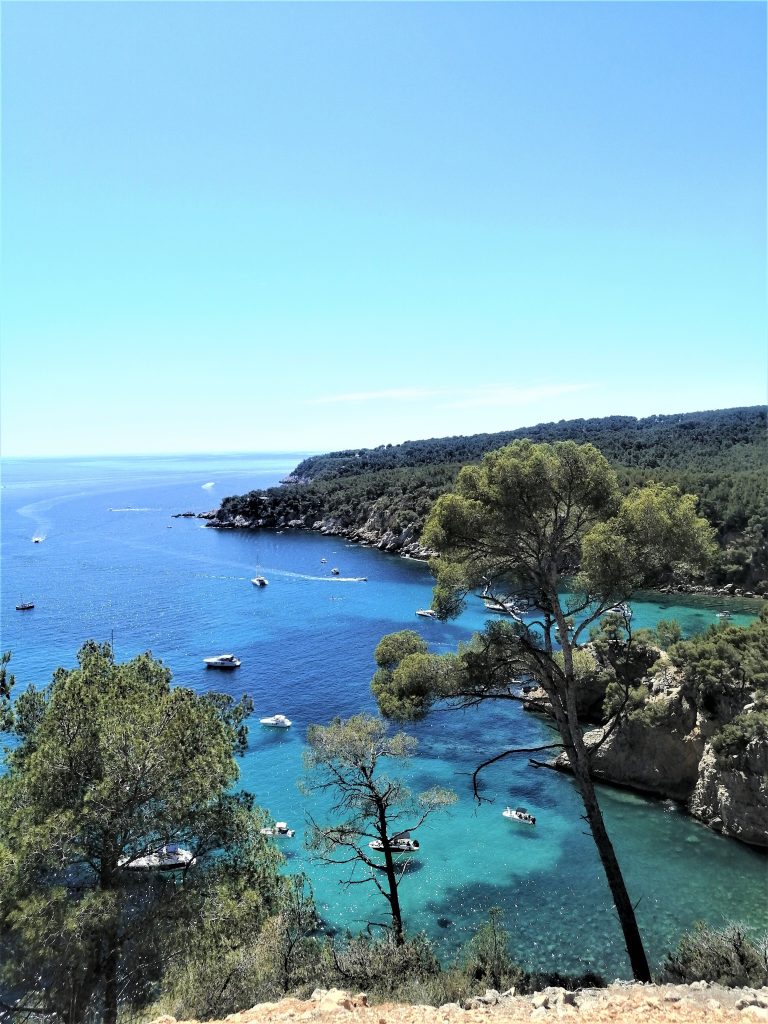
[150,983,768,1024]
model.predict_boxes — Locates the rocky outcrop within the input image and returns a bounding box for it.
[541,659,768,847]
[196,508,434,560]
[689,741,768,847]
[558,690,704,802]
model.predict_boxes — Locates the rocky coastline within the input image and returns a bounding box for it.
[175,511,765,598]
[175,510,435,561]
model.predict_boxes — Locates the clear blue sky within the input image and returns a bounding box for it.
[2,1,765,457]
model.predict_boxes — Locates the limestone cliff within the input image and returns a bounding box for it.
[538,649,768,848]
[572,691,705,803]
[688,741,768,846]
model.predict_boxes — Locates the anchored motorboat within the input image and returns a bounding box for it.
[203,653,241,669]
[260,714,292,728]
[368,830,420,853]
[607,603,632,619]
[260,821,295,838]
[416,609,436,618]
[119,844,196,871]
[483,599,520,616]
[503,806,536,825]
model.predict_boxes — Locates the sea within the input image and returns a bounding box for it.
[1,453,766,979]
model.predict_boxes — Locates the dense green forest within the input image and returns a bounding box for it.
[214,407,767,588]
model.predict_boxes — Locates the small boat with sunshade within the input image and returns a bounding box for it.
[260,821,295,838]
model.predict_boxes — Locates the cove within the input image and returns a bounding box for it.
[2,455,765,980]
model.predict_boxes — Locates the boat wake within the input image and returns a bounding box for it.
[265,570,368,583]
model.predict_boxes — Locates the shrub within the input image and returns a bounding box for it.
[329,932,441,998]
[661,923,768,987]
[461,907,524,993]
[711,707,768,761]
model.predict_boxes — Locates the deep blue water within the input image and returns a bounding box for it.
[1,454,766,979]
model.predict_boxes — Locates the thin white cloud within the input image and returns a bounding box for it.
[309,382,594,407]
[308,386,448,404]
[441,383,594,409]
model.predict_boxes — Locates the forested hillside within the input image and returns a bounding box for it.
[213,407,767,588]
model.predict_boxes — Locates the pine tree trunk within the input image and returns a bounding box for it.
[100,857,120,1024]
[376,801,405,945]
[567,733,652,982]
[550,601,651,983]
[103,933,119,1024]
[381,842,405,945]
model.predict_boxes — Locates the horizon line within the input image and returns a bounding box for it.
[1,402,763,461]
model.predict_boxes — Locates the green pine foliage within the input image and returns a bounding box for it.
[216,407,767,587]
[0,643,284,1024]
[669,607,768,726]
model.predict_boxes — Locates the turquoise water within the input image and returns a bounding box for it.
[1,455,766,979]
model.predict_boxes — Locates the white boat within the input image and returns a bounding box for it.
[16,599,34,611]
[251,576,269,587]
[320,558,327,563]
[260,821,295,838]
[607,603,632,619]
[483,599,520,616]
[260,714,292,728]
[119,843,196,871]
[716,610,732,619]
[416,609,436,618]
[503,806,536,825]
[369,830,420,853]
[331,567,340,575]
[203,653,241,669]
[32,536,42,544]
